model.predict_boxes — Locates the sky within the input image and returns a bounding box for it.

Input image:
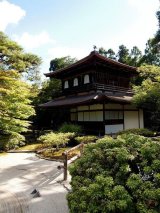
[0,0,159,78]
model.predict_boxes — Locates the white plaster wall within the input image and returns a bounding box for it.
[124,111,139,129]
[105,124,123,134]
[139,109,144,128]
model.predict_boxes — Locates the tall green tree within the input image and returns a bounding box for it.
[117,45,131,64]
[98,45,142,66]
[0,32,41,149]
[152,10,160,46]
[140,39,160,66]
[0,70,35,149]
[0,31,42,82]
[106,48,116,60]
[129,46,142,66]
[98,47,107,56]
[133,65,160,130]
[98,47,116,60]
[140,10,160,66]
[49,56,77,71]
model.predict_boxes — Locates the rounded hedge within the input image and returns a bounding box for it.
[68,134,160,213]
[118,128,156,137]
[58,123,82,134]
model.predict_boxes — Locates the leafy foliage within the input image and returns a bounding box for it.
[75,135,97,144]
[0,32,42,82]
[143,10,160,66]
[0,70,35,150]
[68,134,160,213]
[140,39,160,66]
[0,133,25,151]
[118,128,155,137]
[58,123,82,134]
[133,65,160,130]
[153,10,160,45]
[38,132,75,149]
[117,45,130,64]
[34,78,62,105]
[98,47,116,60]
[98,45,142,66]
[49,56,77,71]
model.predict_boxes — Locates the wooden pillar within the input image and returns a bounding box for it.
[103,102,105,134]
[138,109,140,128]
[123,104,125,130]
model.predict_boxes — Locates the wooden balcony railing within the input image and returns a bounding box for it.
[60,83,133,96]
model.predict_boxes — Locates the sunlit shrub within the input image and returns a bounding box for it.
[38,132,75,150]
[68,134,160,213]
[75,135,97,144]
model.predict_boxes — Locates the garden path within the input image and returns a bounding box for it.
[0,153,70,213]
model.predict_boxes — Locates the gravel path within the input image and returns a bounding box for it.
[0,153,70,213]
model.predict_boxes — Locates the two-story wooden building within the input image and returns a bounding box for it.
[40,51,144,135]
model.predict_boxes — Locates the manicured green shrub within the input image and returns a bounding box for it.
[75,135,97,144]
[38,132,75,150]
[68,134,160,213]
[0,133,25,151]
[118,128,156,137]
[58,123,82,134]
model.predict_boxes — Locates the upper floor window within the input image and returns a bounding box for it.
[73,78,78,86]
[84,74,90,84]
[64,80,69,89]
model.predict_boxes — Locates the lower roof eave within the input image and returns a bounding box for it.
[39,93,133,109]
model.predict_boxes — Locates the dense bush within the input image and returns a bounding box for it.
[0,133,25,151]
[58,123,82,134]
[118,128,156,137]
[38,132,75,150]
[75,135,97,144]
[68,134,160,213]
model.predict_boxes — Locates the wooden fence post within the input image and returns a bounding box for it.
[63,152,68,181]
[61,143,84,181]
[80,143,84,156]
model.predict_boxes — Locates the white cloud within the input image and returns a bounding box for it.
[13,31,55,50]
[48,46,88,59]
[0,0,26,31]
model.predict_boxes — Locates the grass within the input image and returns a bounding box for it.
[17,143,42,151]
[1,142,80,160]
[39,147,80,160]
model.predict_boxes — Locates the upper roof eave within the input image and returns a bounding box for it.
[44,51,137,78]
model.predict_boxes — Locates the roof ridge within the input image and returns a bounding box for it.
[45,51,137,77]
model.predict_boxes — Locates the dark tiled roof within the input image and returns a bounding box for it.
[45,51,137,78]
[39,93,132,108]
